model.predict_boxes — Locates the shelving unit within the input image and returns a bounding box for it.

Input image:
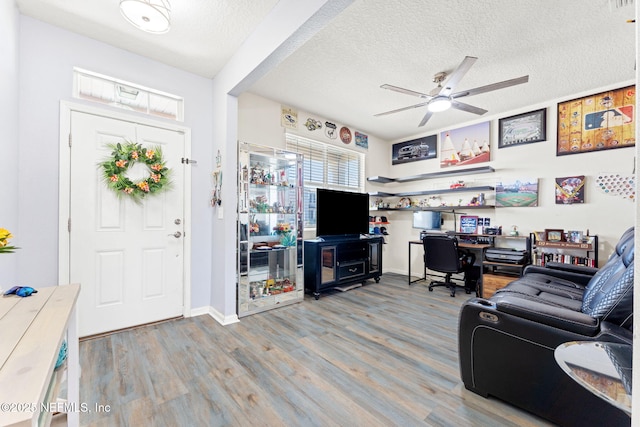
[482,235,531,298]
[531,234,598,267]
[237,142,304,317]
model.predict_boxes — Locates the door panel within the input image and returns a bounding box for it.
[70,112,185,337]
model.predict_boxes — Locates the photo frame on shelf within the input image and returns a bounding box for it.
[460,215,479,234]
[567,230,584,243]
[545,229,565,242]
[498,108,547,148]
[557,85,636,156]
[533,230,546,241]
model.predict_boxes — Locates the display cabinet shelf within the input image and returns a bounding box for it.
[237,142,304,317]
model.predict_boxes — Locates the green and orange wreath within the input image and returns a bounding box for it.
[100,141,171,201]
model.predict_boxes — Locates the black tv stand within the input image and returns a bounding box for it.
[304,235,383,299]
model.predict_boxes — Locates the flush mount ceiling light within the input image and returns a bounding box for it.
[427,96,452,113]
[120,0,171,34]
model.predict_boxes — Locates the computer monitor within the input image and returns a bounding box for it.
[413,211,441,231]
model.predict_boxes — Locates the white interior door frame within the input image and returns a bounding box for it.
[58,100,193,317]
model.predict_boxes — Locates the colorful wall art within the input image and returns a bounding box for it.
[555,175,585,204]
[557,85,635,155]
[495,178,539,207]
[440,121,490,168]
[392,135,437,165]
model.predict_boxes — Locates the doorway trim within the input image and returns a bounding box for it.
[58,100,193,317]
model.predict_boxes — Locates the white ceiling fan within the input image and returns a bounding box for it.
[375,56,529,127]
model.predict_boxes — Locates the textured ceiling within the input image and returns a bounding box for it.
[16,0,636,141]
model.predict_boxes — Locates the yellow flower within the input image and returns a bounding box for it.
[123,188,134,194]
[145,150,155,159]
[137,181,150,192]
[131,151,139,159]
[0,228,12,241]
[110,174,119,182]
[115,159,128,168]
[151,164,162,171]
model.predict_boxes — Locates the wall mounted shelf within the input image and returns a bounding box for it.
[367,166,495,184]
[369,185,494,198]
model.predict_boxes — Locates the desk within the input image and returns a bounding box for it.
[0,284,81,427]
[408,239,490,294]
[555,341,632,415]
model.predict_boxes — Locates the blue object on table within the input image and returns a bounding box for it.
[55,340,68,369]
[4,286,38,297]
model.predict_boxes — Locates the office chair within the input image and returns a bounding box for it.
[423,234,476,297]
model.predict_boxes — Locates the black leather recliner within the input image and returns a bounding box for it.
[458,227,634,427]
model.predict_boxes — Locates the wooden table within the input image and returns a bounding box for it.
[0,284,80,427]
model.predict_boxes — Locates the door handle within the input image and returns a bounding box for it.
[168,231,182,238]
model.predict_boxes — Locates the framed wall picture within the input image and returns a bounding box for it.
[392,135,437,165]
[498,108,546,148]
[555,175,585,204]
[495,178,539,207]
[557,85,636,156]
[440,121,490,168]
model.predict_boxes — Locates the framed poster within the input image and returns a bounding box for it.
[498,108,546,148]
[459,215,478,234]
[495,178,539,207]
[557,85,635,155]
[555,175,585,204]
[440,121,490,168]
[391,135,437,165]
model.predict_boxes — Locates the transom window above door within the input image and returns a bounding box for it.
[72,68,184,121]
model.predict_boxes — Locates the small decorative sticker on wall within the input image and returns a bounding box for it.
[340,127,352,144]
[555,175,585,204]
[304,118,322,131]
[281,106,298,129]
[355,131,368,149]
[325,122,337,139]
[595,173,635,200]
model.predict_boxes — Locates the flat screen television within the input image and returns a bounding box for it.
[413,211,442,231]
[316,189,369,237]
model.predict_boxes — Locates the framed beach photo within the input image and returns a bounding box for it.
[498,108,546,148]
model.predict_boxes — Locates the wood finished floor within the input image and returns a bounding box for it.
[78,273,554,427]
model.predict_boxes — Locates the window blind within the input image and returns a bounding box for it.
[286,133,365,228]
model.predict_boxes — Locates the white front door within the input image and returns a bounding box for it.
[69,111,185,337]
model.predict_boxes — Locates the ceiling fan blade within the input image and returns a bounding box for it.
[450,100,488,115]
[418,110,434,127]
[380,84,430,98]
[451,75,529,99]
[439,56,478,97]
[374,101,430,117]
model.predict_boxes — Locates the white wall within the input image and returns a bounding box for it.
[240,85,635,276]
[0,0,20,285]
[374,82,636,275]
[17,17,214,308]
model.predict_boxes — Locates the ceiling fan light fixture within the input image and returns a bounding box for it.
[120,0,171,34]
[427,96,452,113]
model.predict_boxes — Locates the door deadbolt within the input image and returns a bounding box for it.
[174,219,182,225]
[168,231,182,238]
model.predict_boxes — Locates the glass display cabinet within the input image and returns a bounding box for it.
[237,142,304,317]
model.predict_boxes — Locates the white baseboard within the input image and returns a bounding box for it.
[189,305,239,325]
